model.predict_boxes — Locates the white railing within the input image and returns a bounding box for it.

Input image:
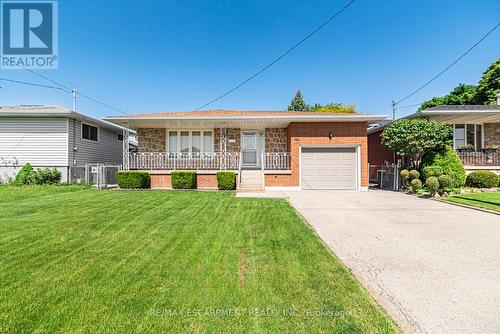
[263,152,290,170]
[127,152,240,170]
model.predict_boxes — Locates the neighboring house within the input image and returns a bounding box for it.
[105,110,386,191]
[368,93,500,174]
[0,105,130,182]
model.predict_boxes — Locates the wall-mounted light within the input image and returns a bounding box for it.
[329,131,333,140]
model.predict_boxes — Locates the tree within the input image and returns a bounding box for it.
[475,58,500,105]
[418,58,500,111]
[287,90,310,111]
[310,103,356,113]
[381,119,452,168]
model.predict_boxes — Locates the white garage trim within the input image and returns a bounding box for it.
[299,144,362,191]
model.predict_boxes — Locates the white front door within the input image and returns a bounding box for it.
[242,132,258,167]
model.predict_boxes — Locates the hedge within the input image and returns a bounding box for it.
[217,171,236,190]
[116,171,151,189]
[171,171,197,189]
[420,146,466,187]
[465,170,498,188]
[14,163,61,185]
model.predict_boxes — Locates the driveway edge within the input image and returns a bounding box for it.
[286,198,415,334]
[436,198,500,216]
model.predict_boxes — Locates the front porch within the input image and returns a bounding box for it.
[456,149,500,171]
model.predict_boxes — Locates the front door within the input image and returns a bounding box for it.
[242,132,258,167]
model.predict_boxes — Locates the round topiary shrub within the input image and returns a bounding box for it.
[116,171,151,189]
[409,178,422,193]
[465,170,498,188]
[437,174,452,189]
[216,171,236,190]
[420,146,466,187]
[400,169,409,180]
[422,166,443,179]
[409,170,420,180]
[426,176,440,195]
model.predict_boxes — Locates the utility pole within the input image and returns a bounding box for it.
[391,100,396,121]
[72,87,77,111]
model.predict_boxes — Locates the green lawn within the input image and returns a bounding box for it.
[0,186,398,333]
[447,192,500,212]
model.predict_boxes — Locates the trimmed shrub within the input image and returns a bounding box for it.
[171,171,197,189]
[498,174,500,187]
[465,170,498,188]
[400,169,409,180]
[409,179,422,193]
[426,176,440,195]
[438,174,452,189]
[15,163,35,185]
[422,166,443,179]
[409,170,420,180]
[420,146,466,187]
[116,171,151,189]
[217,171,236,190]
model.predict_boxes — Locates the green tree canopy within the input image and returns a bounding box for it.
[310,103,356,113]
[287,90,310,111]
[418,58,500,111]
[381,119,452,168]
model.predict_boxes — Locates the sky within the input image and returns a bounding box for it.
[1,0,499,120]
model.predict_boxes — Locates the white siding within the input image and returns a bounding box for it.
[0,118,68,166]
[68,119,123,165]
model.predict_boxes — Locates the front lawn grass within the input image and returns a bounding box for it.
[0,186,398,333]
[447,192,500,212]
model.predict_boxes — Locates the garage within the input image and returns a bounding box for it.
[301,147,357,190]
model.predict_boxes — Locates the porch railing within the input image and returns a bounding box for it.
[263,152,290,170]
[127,152,240,170]
[457,149,500,166]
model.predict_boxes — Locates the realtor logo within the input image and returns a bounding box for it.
[1,1,58,69]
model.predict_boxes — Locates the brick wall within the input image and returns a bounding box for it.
[368,130,395,165]
[484,123,500,147]
[264,122,368,188]
[150,172,218,189]
[138,128,166,152]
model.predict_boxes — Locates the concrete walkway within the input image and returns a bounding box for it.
[285,190,500,334]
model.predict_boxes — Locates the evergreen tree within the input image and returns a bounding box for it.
[287,90,310,111]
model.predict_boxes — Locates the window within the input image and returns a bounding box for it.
[454,124,483,150]
[168,130,213,154]
[82,123,98,141]
[117,133,124,141]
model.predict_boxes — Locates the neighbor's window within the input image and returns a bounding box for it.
[117,133,124,141]
[454,124,483,150]
[82,123,98,141]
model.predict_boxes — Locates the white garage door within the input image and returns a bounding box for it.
[301,147,357,190]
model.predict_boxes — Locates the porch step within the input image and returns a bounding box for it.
[239,170,264,191]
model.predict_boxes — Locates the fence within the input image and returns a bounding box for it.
[263,152,290,170]
[127,152,240,170]
[69,164,121,189]
[368,163,401,191]
[457,149,500,166]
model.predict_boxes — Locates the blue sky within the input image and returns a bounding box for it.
[1,0,499,119]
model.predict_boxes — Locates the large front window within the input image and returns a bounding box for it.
[168,130,213,155]
[454,124,483,150]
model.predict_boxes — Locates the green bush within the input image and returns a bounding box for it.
[116,171,151,189]
[420,146,466,187]
[216,171,236,190]
[409,170,420,180]
[465,170,498,188]
[409,179,422,193]
[33,168,61,184]
[438,174,452,189]
[422,166,443,179]
[400,169,409,180]
[15,163,35,185]
[426,176,440,195]
[171,171,197,189]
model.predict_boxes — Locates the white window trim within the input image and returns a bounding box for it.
[166,130,214,154]
[81,122,99,143]
[453,124,484,149]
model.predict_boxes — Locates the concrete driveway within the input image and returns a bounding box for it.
[285,190,500,334]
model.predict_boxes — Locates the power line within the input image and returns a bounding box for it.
[22,67,130,115]
[395,102,422,110]
[0,77,70,92]
[193,0,358,111]
[396,21,500,105]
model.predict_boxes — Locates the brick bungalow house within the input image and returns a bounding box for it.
[105,110,386,191]
[368,94,500,177]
